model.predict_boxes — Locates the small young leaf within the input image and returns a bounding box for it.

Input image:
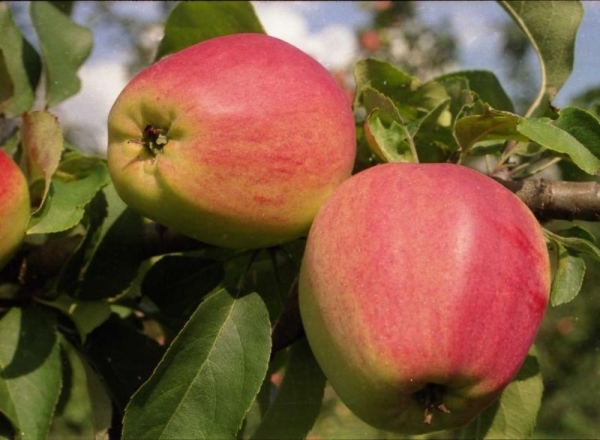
[122,288,271,440]
[517,118,600,175]
[0,4,41,116]
[364,109,417,163]
[462,349,543,439]
[20,111,64,210]
[0,307,62,440]
[156,1,265,60]
[251,340,326,440]
[499,1,583,115]
[30,1,93,107]
[550,243,586,306]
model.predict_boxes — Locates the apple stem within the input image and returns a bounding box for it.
[141,124,168,156]
[421,383,451,425]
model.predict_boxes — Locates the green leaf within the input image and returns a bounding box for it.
[555,106,600,160]
[251,340,326,440]
[545,228,600,261]
[364,109,417,163]
[38,295,112,342]
[20,111,64,212]
[0,307,62,440]
[463,349,543,439]
[517,118,600,175]
[0,4,41,116]
[550,243,585,306]
[499,1,583,115]
[30,1,93,107]
[0,49,13,111]
[54,190,108,296]
[156,1,265,60]
[241,248,298,323]
[122,288,271,440]
[27,160,110,234]
[77,206,146,300]
[455,108,527,153]
[49,337,112,439]
[354,58,421,121]
[434,70,514,112]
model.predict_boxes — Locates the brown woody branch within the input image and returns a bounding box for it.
[497,179,600,222]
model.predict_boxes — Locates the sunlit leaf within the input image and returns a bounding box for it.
[20,111,64,212]
[517,118,600,175]
[434,70,514,112]
[0,4,41,116]
[555,106,600,159]
[499,1,583,115]
[156,1,265,60]
[354,58,420,121]
[30,1,93,107]
[463,349,543,439]
[455,108,527,153]
[364,109,417,163]
[550,243,585,306]
[122,288,271,440]
[0,308,62,440]
[27,160,110,234]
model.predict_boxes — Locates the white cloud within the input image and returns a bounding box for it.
[54,61,129,155]
[253,1,358,70]
[57,2,359,155]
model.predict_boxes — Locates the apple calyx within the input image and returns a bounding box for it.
[417,383,451,425]
[141,124,168,156]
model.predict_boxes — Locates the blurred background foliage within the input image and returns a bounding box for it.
[7,0,595,438]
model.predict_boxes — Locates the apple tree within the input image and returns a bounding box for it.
[0,1,599,439]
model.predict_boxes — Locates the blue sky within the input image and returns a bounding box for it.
[52,1,600,154]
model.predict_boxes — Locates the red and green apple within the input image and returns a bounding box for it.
[107,33,356,249]
[299,162,550,434]
[0,149,30,269]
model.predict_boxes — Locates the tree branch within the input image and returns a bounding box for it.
[497,178,600,222]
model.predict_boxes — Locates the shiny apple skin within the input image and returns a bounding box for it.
[107,33,356,249]
[299,162,550,434]
[0,150,30,269]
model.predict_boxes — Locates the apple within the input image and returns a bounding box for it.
[0,149,30,269]
[107,33,356,249]
[299,163,550,434]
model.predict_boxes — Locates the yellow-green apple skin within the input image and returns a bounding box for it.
[107,33,356,249]
[0,150,30,269]
[299,163,550,434]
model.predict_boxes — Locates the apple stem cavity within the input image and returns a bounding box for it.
[417,383,451,425]
[141,124,168,156]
